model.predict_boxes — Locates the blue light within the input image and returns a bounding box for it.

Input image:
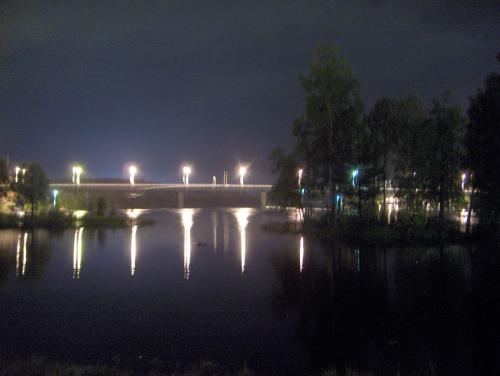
[352,169,359,188]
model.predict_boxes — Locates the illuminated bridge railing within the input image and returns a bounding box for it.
[50,183,272,190]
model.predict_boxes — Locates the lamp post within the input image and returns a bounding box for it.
[461,172,467,190]
[183,166,191,186]
[52,190,59,207]
[15,166,20,183]
[72,166,82,185]
[298,168,303,188]
[129,165,137,185]
[239,166,247,186]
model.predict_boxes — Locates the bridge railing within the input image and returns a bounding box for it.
[50,183,272,190]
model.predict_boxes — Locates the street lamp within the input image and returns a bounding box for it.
[129,165,137,185]
[73,166,82,185]
[239,166,247,186]
[15,166,20,183]
[183,166,191,185]
[298,168,303,187]
[52,190,59,207]
[461,172,467,190]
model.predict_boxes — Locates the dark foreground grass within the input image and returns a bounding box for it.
[0,357,433,376]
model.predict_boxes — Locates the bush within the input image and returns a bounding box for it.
[22,209,73,229]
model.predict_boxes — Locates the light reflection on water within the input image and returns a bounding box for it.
[223,213,229,255]
[212,211,217,251]
[73,227,84,279]
[180,208,195,280]
[299,235,304,273]
[234,208,253,274]
[130,225,137,276]
[16,232,29,276]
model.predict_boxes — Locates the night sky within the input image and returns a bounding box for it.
[1,1,499,183]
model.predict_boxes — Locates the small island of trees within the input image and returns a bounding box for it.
[269,43,500,244]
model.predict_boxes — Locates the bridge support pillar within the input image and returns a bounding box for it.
[260,192,267,209]
[178,191,184,209]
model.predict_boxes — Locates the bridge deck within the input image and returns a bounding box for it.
[50,183,271,209]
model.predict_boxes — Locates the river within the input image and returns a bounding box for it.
[0,208,498,375]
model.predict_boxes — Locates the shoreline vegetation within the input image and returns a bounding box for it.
[0,210,154,230]
[261,213,483,246]
[0,162,154,230]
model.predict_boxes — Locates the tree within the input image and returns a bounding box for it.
[393,96,427,215]
[466,54,500,227]
[366,97,400,217]
[0,157,8,195]
[421,94,464,220]
[17,163,49,218]
[269,147,300,208]
[295,42,363,217]
[96,197,107,216]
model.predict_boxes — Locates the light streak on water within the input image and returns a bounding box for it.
[131,225,137,276]
[22,232,28,276]
[181,209,195,279]
[16,234,21,276]
[299,235,304,273]
[212,211,217,251]
[234,208,252,274]
[223,214,229,256]
[73,227,84,279]
[15,232,29,277]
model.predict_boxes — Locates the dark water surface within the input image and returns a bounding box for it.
[0,209,498,375]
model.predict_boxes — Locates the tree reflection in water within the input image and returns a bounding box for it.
[272,239,498,375]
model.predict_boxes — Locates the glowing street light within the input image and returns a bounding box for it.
[239,166,247,186]
[182,166,192,185]
[129,165,138,185]
[52,190,59,207]
[298,168,303,187]
[15,166,20,183]
[461,172,467,190]
[73,166,82,185]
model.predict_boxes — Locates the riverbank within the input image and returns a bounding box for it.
[0,211,154,230]
[262,215,474,246]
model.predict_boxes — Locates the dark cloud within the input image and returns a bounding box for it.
[1,1,499,182]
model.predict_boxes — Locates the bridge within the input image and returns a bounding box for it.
[50,183,272,209]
